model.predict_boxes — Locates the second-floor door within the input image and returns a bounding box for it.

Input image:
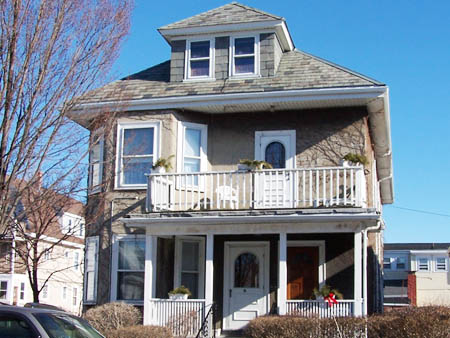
[255,130,296,208]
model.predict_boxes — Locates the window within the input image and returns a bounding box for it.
[73,287,78,306]
[20,282,25,300]
[177,122,208,187]
[186,39,214,80]
[234,253,259,288]
[116,122,160,188]
[231,36,259,77]
[265,142,286,169]
[62,286,67,299]
[396,256,406,270]
[89,132,104,193]
[174,237,205,299]
[436,257,448,271]
[44,248,51,261]
[42,285,48,299]
[111,236,145,302]
[0,315,35,337]
[84,237,99,303]
[64,251,69,259]
[0,281,7,299]
[79,223,84,237]
[383,257,392,270]
[73,252,80,271]
[418,257,430,271]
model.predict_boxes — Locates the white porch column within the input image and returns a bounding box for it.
[278,232,287,315]
[143,231,157,325]
[354,231,363,316]
[363,230,368,316]
[205,234,214,307]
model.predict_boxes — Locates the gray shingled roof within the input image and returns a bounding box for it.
[159,2,283,31]
[385,243,450,251]
[78,50,383,105]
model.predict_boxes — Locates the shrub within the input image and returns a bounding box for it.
[245,306,450,338]
[106,325,173,338]
[84,302,142,334]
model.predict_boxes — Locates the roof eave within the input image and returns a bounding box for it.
[158,20,294,51]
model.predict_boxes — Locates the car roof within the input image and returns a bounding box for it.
[0,305,67,315]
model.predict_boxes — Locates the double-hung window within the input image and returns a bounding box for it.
[396,256,406,270]
[117,122,160,188]
[186,39,214,80]
[174,237,205,299]
[0,281,7,299]
[20,282,25,300]
[231,36,259,77]
[383,257,392,270]
[73,251,80,271]
[111,235,145,302]
[84,236,99,303]
[417,257,430,271]
[177,122,208,188]
[435,257,448,271]
[88,131,104,193]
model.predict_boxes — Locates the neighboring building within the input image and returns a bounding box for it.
[71,2,393,336]
[384,243,450,308]
[0,189,85,315]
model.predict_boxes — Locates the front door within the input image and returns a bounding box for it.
[287,246,319,299]
[223,242,269,330]
[255,130,296,208]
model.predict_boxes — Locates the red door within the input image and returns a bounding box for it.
[287,247,319,299]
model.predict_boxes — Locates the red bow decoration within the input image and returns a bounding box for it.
[324,292,338,307]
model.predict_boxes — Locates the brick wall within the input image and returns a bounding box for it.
[408,272,417,306]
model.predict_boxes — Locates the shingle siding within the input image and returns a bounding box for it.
[215,36,229,80]
[260,33,275,77]
[170,40,186,82]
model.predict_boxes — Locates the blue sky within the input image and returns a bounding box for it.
[111,0,450,243]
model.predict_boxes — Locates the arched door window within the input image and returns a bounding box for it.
[234,253,259,288]
[265,142,286,169]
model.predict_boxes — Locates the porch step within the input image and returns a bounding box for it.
[220,330,246,337]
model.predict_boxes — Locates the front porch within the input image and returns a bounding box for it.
[131,222,375,337]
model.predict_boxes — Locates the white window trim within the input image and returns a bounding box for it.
[229,34,260,79]
[383,255,408,271]
[110,234,145,304]
[176,121,208,190]
[88,129,104,194]
[174,236,205,299]
[434,256,448,272]
[184,38,215,81]
[73,287,78,306]
[84,236,99,304]
[383,257,393,270]
[416,256,431,271]
[0,280,8,301]
[62,286,67,299]
[19,282,25,301]
[60,212,85,239]
[255,130,296,169]
[73,251,80,271]
[115,121,160,190]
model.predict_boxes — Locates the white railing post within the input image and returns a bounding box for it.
[144,233,157,325]
[354,231,363,316]
[205,234,214,307]
[146,175,153,212]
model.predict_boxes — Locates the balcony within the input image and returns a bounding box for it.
[146,166,366,212]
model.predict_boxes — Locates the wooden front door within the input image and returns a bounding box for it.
[287,246,319,299]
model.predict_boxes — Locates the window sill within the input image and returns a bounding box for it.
[228,74,261,80]
[183,77,216,83]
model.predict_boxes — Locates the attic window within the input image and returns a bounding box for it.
[231,36,259,77]
[186,39,214,80]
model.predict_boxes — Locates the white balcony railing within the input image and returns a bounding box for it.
[286,299,359,317]
[147,166,366,212]
[149,299,206,337]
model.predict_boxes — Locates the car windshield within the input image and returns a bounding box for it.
[33,312,103,338]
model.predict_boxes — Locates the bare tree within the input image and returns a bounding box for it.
[0,0,132,302]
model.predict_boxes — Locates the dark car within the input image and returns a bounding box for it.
[0,305,104,338]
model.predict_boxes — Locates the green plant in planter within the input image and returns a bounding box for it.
[343,153,368,166]
[312,285,343,300]
[152,155,174,171]
[239,159,273,170]
[168,285,192,297]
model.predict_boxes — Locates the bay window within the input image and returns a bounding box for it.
[116,122,160,189]
[111,235,145,302]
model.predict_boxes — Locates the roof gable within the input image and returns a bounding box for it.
[159,2,283,31]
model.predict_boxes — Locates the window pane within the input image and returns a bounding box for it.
[181,272,198,299]
[396,257,406,269]
[118,272,144,300]
[418,258,428,270]
[436,258,446,270]
[383,257,391,269]
[182,242,199,271]
[123,128,154,156]
[86,272,95,301]
[0,281,7,299]
[190,60,209,77]
[191,41,210,58]
[265,142,286,169]
[123,157,152,185]
[234,253,259,288]
[184,157,200,173]
[185,128,201,156]
[235,56,254,74]
[235,37,254,55]
[118,240,145,270]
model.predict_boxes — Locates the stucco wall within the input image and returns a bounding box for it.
[415,271,450,306]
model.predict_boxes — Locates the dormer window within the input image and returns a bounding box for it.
[231,36,259,77]
[185,39,214,80]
